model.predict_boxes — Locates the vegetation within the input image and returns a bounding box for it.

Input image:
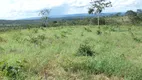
[125,10,140,24]
[137,9,142,19]
[39,9,50,27]
[88,0,112,26]
[0,1,142,79]
[0,25,142,80]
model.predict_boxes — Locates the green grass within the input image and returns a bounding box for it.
[0,25,142,80]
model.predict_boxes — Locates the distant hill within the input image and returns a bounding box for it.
[21,12,125,20]
[0,12,125,26]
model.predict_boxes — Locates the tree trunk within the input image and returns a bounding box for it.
[97,13,100,29]
[98,13,99,26]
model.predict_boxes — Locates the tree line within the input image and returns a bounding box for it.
[39,0,142,27]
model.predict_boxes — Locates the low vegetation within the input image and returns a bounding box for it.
[0,25,142,80]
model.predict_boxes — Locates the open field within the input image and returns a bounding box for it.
[0,25,142,80]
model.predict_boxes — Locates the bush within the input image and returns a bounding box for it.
[0,60,28,80]
[84,27,92,32]
[26,34,46,48]
[76,43,95,56]
[97,30,102,35]
[32,28,38,33]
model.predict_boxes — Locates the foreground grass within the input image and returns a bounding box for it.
[0,25,142,80]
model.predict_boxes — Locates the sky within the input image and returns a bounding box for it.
[0,0,142,20]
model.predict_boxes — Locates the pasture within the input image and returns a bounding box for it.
[0,25,142,80]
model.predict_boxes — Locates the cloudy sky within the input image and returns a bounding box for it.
[0,0,142,20]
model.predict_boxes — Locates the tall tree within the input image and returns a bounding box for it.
[39,9,50,27]
[88,0,112,26]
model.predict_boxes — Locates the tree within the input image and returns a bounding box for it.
[88,0,112,26]
[125,10,140,24]
[39,9,50,27]
[114,12,121,17]
[137,9,142,19]
[126,10,137,17]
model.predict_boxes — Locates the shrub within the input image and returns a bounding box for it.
[0,60,28,80]
[27,34,46,48]
[60,30,71,38]
[32,28,38,33]
[97,30,102,35]
[76,43,95,56]
[84,27,92,32]
[38,34,46,41]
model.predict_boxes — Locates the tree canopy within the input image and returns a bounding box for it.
[88,0,112,26]
[39,9,51,27]
[125,10,140,24]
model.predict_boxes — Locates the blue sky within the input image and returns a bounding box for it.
[0,0,142,20]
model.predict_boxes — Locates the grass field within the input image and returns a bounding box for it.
[0,25,142,80]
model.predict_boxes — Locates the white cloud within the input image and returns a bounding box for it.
[0,0,141,19]
[66,0,142,14]
[106,0,142,12]
[0,0,67,19]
